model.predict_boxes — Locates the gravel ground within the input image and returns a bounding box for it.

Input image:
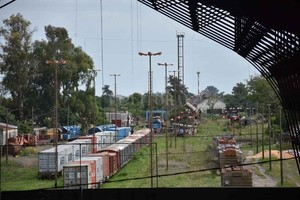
[245,150,295,187]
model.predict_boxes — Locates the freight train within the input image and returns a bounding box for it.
[38,127,150,189]
[63,128,150,189]
[213,134,253,187]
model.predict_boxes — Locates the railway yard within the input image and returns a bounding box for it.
[1,118,300,190]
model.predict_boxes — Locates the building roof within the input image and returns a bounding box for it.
[0,122,18,130]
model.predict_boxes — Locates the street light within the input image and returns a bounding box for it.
[139,51,161,188]
[158,62,173,170]
[46,56,66,188]
[89,69,101,153]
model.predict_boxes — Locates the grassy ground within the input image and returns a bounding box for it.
[1,116,300,190]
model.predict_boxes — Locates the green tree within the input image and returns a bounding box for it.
[166,75,188,108]
[0,13,35,120]
[101,84,113,110]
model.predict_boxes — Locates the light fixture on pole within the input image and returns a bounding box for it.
[139,51,161,188]
[158,62,173,170]
[89,69,101,153]
[46,56,66,188]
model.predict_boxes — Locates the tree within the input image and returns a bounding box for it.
[101,84,113,110]
[0,13,35,120]
[166,75,188,108]
[102,84,113,96]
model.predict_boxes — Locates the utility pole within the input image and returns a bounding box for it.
[169,70,180,149]
[139,51,161,188]
[46,56,66,188]
[158,62,173,170]
[110,74,121,142]
[268,103,272,171]
[90,69,101,153]
[197,71,200,94]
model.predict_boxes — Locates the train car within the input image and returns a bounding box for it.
[63,159,96,189]
[97,145,120,176]
[38,145,73,179]
[68,138,93,157]
[88,124,117,135]
[152,116,163,133]
[87,152,110,181]
[94,130,117,148]
[61,125,81,141]
[78,156,104,187]
[130,128,150,146]
[107,126,132,141]
[117,137,140,161]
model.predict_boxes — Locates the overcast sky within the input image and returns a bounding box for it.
[0,0,259,97]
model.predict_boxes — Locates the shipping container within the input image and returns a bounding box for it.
[107,127,131,141]
[98,145,120,174]
[38,145,73,178]
[68,138,92,157]
[78,156,104,186]
[95,130,117,148]
[87,152,110,180]
[63,160,96,189]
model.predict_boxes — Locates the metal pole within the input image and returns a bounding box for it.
[256,102,259,154]
[5,112,8,163]
[90,69,100,153]
[46,57,66,188]
[158,62,173,170]
[197,71,200,94]
[279,106,283,186]
[110,74,120,141]
[268,104,272,170]
[139,51,161,188]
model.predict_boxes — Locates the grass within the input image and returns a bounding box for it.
[1,116,300,190]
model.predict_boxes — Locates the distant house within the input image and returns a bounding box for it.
[196,99,226,114]
[187,92,226,114]
[0,122,18,145]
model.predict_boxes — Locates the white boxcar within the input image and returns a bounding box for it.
[38,145,73,178]
[68,138,92,157]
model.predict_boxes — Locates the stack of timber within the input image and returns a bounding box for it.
[221,165,253,187]
[218,146,243,168]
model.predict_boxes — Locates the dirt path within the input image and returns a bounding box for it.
[245,150,295,187]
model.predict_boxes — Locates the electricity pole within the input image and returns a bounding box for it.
[89,69,101,153]
[158,62,173,170]
[110,74,121,142]
[139,51,162,188]
[46,56,66,188]
[197,71,200,94]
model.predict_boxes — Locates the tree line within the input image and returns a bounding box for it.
[0,13,283,134]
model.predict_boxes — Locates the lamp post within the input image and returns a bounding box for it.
[158,62,173,170]
[89,69,101,153]
[110,74,120,141]
[46,57,66,188]
[139,51,161,188]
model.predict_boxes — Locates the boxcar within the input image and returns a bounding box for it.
[38,145,73,179]
[63,160,96,189]
[87,152,110,181]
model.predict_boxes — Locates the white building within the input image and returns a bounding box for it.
[0,122,18,145]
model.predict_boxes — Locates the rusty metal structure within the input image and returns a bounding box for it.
[138,0,300,173]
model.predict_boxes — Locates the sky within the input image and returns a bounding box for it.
[0,0,259,97]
